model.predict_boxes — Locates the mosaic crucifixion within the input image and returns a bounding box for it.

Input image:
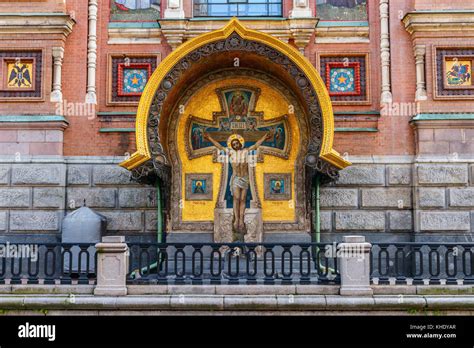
[185,86,291,161]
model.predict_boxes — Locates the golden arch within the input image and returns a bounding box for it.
[120,18,350,170]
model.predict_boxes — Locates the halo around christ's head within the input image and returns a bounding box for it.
[227,134,245,148]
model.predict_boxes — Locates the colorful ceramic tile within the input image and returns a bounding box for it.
[6,61,34,89]
[109,55,159,105]
[435,49,474,99]
[185,174,213,201]
[445,59,472,88]
[325,62,361,96]
[118,64,151,96]
[264,173,291,201]
[0,51,42,100]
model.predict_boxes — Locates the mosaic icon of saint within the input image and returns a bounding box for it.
[204,132,272,238]
[193,181,205,194]
[229,91,249,120]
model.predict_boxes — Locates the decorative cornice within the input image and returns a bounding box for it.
[107,22,162,44]
[159,18,318,50]
[315,25,369,43]
[0,13,75,37]
[403,11,474,37]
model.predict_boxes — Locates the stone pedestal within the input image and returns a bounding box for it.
[214,208,233,243]
[94,236,128,296]
[339,235,373,296]
[244,208,263,243]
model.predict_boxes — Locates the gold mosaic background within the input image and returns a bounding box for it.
[178,77,299,222]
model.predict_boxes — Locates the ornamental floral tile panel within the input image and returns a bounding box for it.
[319,55,369,104]
[0,51,42,99]
[108,55,159,105]
[435,48,474,99]
[110,0,161,22]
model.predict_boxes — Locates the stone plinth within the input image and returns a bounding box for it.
[339,236,373,296]
[94,236,128,296]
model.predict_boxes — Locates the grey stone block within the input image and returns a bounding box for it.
[419,212,470,231]
[388,165,412,185]
[320,211,332,232]
[10,211,59,231]
[93,165,134,185]
[337,165,385,186]
[0,165,10,185]
[145,211,157,231]
[119,188,157,208]
[417,188,445,208]
[101,211,143,231]
[33,188,65,209]
[67,188,116,208]
[0,211,7,231]
[0,188,30,208]
[449,188,474,207]
[389,211,413,231]
[11,164,64,186]
[362,188,412,208]
[417,164,468,185]
[67,165,90,185]
[320,188,358,208]
[335,211,385,231]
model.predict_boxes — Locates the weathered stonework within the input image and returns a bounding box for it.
[11,165,65,186]
[320,188,358,208]
[335,211,386,231]
[449,188,474,208]
[388,165,412,185]
[67,188,116,208]
[93,166,135,186]
[0,188,30,208]
[33,188,65,209]
[361,188,412,208]
[0,211,7,231]
[101,211,143,231]
[419,212,471,232]
[417,188,446,208]
[337,165,385,186]
[0,166,9,185]
[10,211,60,231]
[67,165,91,185]
[118,188,157,208]
[389,211,413,231]
[417,164,468,185]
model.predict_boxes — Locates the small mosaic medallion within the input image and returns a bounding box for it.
[330,67,355,93]
[123,68,148,94]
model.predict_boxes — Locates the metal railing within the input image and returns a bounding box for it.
[0,243,97,285]
[370,243,474,285]
[2,241,473,287]
[127,242,340,285]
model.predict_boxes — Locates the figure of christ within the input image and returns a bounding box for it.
[203,132,272,238]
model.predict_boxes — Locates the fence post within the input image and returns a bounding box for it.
[94,236,128,296]
[339,236,373,296]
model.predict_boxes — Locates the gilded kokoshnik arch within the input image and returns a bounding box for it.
[120,19,350,239]
[121,19,349,173]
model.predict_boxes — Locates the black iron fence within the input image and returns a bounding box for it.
[0,243,97,285]
[370,243,474,285]
[2,241,474,287]
[127,242,340,285]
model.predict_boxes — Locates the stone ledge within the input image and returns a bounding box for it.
[0,294,473,313]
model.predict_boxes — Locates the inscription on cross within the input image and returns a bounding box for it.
[185,86,291,161]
